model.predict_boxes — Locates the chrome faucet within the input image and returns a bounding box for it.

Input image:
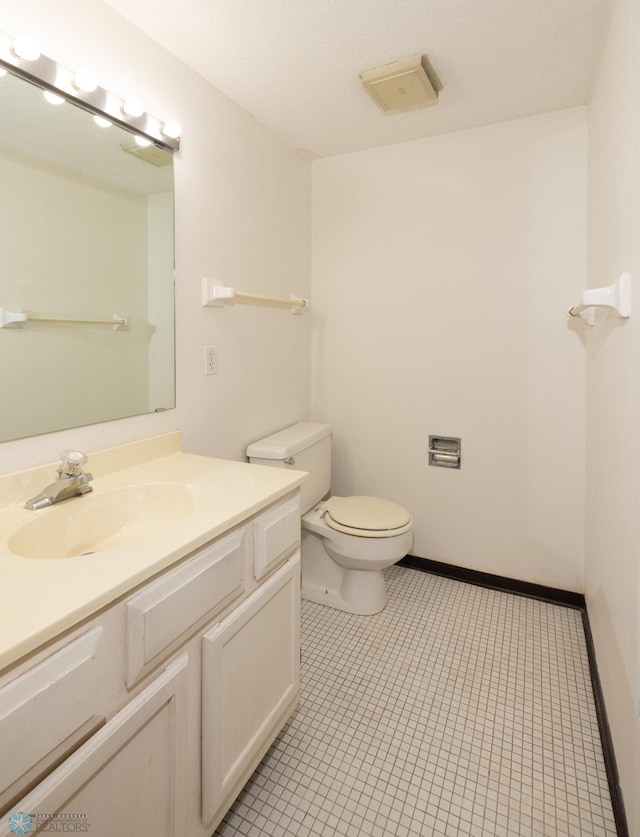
[24,450,93,510]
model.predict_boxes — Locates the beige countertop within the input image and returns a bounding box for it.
[0,432,307,671]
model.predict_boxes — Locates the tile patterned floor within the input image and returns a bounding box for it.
[215,566,617,836]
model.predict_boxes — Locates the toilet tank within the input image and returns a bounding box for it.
[246,422,332,514]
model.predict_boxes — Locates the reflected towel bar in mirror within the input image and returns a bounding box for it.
[0,309,129,329]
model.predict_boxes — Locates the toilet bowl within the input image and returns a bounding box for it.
[246,422,413,615]
[302,497,413,614]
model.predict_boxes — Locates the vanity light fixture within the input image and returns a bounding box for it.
[72,68,98,94]
[161,120,182,140]
[0,29,180,151]
[121,96,144,118]
[10,35,40,62]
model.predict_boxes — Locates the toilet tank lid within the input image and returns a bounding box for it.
[246,422,332,459]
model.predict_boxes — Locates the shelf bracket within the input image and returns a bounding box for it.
[568,273,630,326]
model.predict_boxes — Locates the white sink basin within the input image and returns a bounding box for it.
[9,483,198,559]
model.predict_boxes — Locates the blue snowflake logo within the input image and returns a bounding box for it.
[7,812,33,835]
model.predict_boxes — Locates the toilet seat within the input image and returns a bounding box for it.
[322,496,413,538]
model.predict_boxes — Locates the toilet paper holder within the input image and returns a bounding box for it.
[428,436,461,469]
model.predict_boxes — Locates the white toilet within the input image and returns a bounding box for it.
[247,422,413,615]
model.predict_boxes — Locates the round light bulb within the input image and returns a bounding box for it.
[134,135,152,148]
[43,90,65,105]
[0,68,7,78]
[11,35,41,62]
[121,97,144,118]
[161,120,181,140]
[73,69,98,93]
[93,115,111,128]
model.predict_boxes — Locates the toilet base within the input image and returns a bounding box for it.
[301,527,392,615]
[301,567,388,615]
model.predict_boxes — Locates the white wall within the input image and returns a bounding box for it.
[0,0,310,474]
[586,0,640,828]
[311,109,587,592]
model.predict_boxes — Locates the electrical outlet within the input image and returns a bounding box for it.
[204,345,217,375]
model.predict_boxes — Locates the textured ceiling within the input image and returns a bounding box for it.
[101,0,614,158]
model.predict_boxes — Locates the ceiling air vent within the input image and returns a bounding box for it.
[359,55,438,114]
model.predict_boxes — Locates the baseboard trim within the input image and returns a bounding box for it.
[397,554,628,836]
[580,608,629,837]
[397,554,585,608]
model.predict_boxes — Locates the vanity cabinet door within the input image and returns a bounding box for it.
[2,655,189,837]
[201,554,300,827]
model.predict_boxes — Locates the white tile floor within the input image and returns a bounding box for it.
[215,566,617,836]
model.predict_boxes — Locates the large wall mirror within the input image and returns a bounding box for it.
[0,52,176,443]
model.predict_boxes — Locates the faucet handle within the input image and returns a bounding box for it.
[59,450,88,477]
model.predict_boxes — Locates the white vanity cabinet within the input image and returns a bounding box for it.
[0,490,301,837]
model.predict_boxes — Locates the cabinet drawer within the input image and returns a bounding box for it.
[125,527,247,686]
[0,628,103,811]
[253,494,300,580]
